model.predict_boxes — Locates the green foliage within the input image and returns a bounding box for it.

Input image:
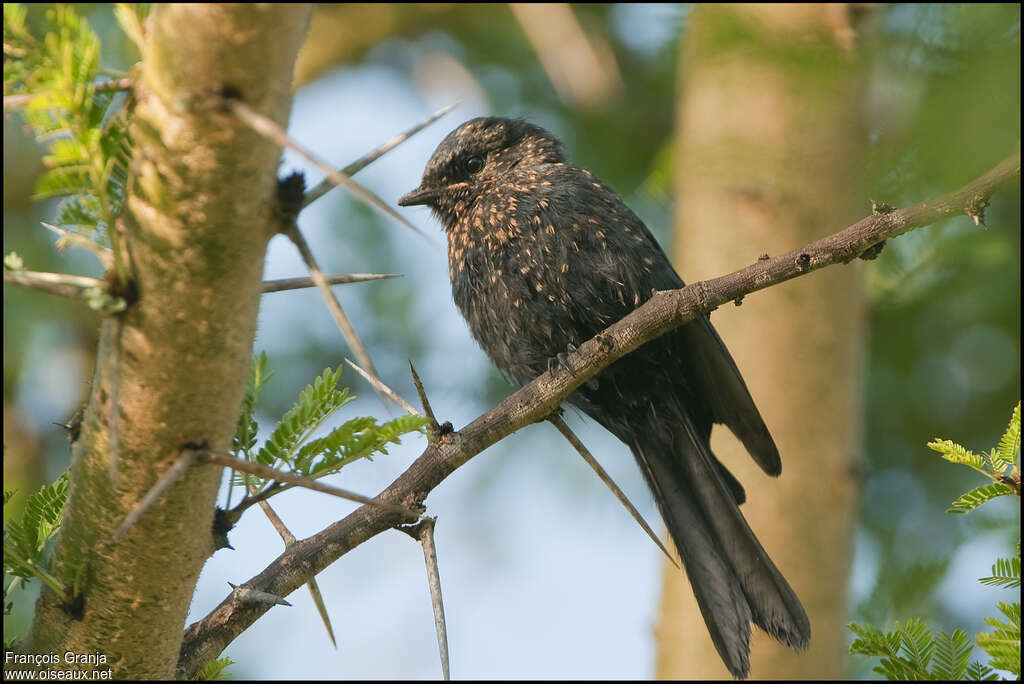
[979,557,1021,589]
[230,354,428,499]
[976,602,1021,678]
[3,3,132,266]
[970,602,1019,675]
[850,620,994,680]
[3,473,71,608]
[850,402,1021,679]
[946,482,1017,515]
[193,657,234,681]
[928,402,1021,514]
[233,351,273,460]
[255,366,355,470]
[995,403,1021,473]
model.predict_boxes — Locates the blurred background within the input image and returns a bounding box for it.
[4,3,1020,678]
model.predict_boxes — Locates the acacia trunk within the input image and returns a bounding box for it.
[657,4,871,678]
[22,5,311,678]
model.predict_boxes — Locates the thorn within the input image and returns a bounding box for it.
[345,359,424,418]
[548,414,679,570]
[261,273,399,293]
[303,103,458,208]
[228,582,292,607]
[409,360,442,438]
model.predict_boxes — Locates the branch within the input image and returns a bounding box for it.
[199,450,420,519]
[2,269,104,297]
[4,268,396,299]
[177,151,1019,677]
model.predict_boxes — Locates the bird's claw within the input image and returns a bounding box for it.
[547,349,576,376]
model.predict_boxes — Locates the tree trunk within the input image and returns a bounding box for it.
[23,5,311,678]
[656,4,871,678]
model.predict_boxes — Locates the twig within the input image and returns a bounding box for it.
[112,448,197,541]
[3,269,104,298]
[409,361,441,435]
[198,449,419,519]
[261,273,399,293]
[249,486,337,647]
[303,103,458,208]
[41,221,114,268]
[401,518,450,680]
[344,359,424,418]
[177,151,1020,678]
[285,225,383,396]
[227,98,428,240]
[2,78,132,111]
[548,413,678,569]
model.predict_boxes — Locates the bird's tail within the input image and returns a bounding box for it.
[632,418,810,679]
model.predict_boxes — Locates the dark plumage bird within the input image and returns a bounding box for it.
[399,117,810,678]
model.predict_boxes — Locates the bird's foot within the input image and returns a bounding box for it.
[547,344,578,376]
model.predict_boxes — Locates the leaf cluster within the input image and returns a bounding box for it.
[229,355,428,503]
[850,402,1021,679]
[3,473,70,612]
[928,402,1020,513]
[3,4,136,270]
[850,619,999,680]
[192,657,234,681]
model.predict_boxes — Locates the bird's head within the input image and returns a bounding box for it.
[398,117,565,227]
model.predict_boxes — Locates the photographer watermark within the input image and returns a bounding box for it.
[4,652,112,680]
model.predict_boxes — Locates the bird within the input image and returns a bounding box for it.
[399,117,810,678]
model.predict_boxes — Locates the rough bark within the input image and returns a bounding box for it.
[658,4,872,678]
[22,5,312,678]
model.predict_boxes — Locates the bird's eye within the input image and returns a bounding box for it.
[464,156,485,174]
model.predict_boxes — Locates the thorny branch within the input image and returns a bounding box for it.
[177,152,1020,677]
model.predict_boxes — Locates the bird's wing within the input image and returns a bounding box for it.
[678,316,782,476]
[556,167,781,476]
[539,166,780,476]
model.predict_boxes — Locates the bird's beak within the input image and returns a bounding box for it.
[398,185,439,207]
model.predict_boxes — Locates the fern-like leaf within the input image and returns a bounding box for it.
[5,4,133,239]
[3,473,69,580]
[930,628,973,680]
[979,556,1021,588]
[233,351,273,459]
[976,602,1021,677]
[254,366,352,475]
[850,620,934,680]
[993,402,1021,472]
[965,661,1001,680]
[899,618,936,673]
[948,482,1015,514]
[193,656,234,681]
[928,438,985,469]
